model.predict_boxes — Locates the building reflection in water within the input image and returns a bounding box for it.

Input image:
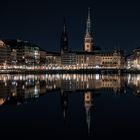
[45,74,125,93]
[60,91,69,121]
[0,74,140,136]
[126,74,140,96]
[84,91,93,136]
[0,75,47,106]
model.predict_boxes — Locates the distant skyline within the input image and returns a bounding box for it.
[0,0,140,53]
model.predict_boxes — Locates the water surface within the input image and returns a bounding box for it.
[0,74,140,139]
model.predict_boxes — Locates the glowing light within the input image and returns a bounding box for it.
[96,65,100,69]
[95,74,100,80]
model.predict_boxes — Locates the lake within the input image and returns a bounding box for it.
[0,74,140,139]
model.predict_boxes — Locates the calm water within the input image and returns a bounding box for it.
[0,74,140,139]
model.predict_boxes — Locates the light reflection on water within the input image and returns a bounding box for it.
[0,74,140,139]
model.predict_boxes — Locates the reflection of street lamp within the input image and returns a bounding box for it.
[3,61,7,69]
[96,65,99,69]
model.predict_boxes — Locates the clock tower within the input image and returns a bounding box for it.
[84,8,93,52]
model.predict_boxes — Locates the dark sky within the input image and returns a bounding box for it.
[0,0,140,53]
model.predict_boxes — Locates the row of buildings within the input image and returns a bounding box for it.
[46,9,125,71]
[0,8,140,72]
[0,39,46,72]
[47,8,140,71]
[126,48,140,70]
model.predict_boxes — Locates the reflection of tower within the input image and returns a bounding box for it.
[60,91,69,120]
[60,18,69,54]
[0,98,6,106]
[84,8,93,52]
[84,91,93,135]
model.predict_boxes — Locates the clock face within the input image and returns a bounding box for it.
[64,37,67,41]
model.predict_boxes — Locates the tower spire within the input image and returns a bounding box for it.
[84,7,93,52]
[63,17,66,33]
[60,17,69,53]
[86,7,91,35]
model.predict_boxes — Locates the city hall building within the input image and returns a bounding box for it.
[46,8,125,71]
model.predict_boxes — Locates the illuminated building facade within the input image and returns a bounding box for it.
[131,47,140,69]
[100,50,124,69]
[46,52,61,69]
[125,47,140,70]
[1,39,47,72]
[126,54,134,69]
[40,48,47,69]
[0,40,9,70]
[61,52,76,68]
[46,8,125,71]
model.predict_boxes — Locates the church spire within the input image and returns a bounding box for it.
[86,7,91,35]
[84,8,93,52]
[60,17,69,54]
[63,17,67,34]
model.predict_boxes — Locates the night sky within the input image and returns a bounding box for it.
[0,0,140,53]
